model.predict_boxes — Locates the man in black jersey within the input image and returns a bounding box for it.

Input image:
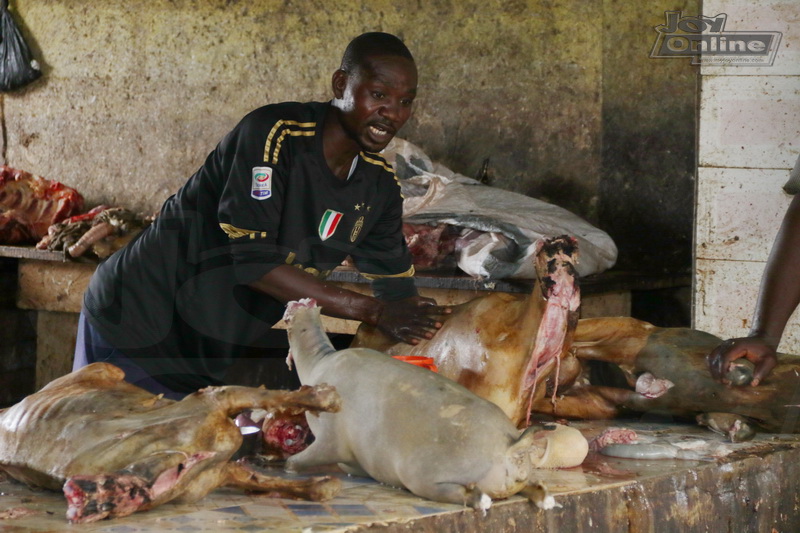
[74,32,450,398]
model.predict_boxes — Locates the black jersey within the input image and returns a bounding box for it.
[83,101,414,392]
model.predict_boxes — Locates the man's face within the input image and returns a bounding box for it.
[332,55,418,153]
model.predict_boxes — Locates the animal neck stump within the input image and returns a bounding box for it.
[283,298,589,512]
[351,235,581,428]
[0,363,342,523]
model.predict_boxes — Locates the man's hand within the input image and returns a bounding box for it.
[707,336,778,387]
[376,296,451,345]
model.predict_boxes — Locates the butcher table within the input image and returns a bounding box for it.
[1,420,798,532]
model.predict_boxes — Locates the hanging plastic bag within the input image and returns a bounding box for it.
[0,0,41,92]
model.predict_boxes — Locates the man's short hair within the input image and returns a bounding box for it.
[340,32,414,73]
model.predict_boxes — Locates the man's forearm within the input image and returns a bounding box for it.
[750,194,800,344]
[248,264,384,325]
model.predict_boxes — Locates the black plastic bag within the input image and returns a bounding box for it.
[0,0,40,92]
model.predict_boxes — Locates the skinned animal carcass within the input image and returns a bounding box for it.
[0,165,84,244]
[352,235,581,428]
[35,205,152,260]
[282,298,588,512]
[0,363,342,523]
[529,317,800,441]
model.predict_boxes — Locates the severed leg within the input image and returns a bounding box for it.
[531,385,635,419]
[193,384,341,418]
[222,460,341,501]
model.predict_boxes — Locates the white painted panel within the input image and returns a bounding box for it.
[699,75,800,169]
[695,167,791,261]
[694,258,800,354]
[701,0,800,76]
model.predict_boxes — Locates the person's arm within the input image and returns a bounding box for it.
[248,265,450,344]
[709,193,800,385]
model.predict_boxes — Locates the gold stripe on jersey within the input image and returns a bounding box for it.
[220,223,266,240]
[272,129,315,164]
[263,120,316,164]
[360,152,395,174]
[361,151,403,198]
[359,266,415,280]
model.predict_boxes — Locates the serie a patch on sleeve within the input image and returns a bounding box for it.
[251,166,273,200]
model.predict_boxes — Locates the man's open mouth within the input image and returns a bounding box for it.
[368,124,393,140]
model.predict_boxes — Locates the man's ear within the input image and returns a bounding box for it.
[331,69,348,99]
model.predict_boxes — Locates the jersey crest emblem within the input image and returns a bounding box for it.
[318,209,343,241]
[251,166,273,200]
[350,216,364,242]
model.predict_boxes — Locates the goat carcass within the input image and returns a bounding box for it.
[529,317,800,441]
[0,363,341,523]
[352,235,581,428]
[283,298,588,512]
[0,165,84,244]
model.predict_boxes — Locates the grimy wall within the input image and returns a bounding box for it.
[3,0,697,272]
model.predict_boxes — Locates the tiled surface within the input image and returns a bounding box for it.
[701,1,800,76]
[695,257,800,352]
[2,422,799,532]
[0,468,461,532]
[698,74,800,170]
[694,2,800,345]
[695,166,791,262]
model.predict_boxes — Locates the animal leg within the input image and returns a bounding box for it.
[572,318,656,365]
[531,385,634,419]
[195,383,341,418]
[408,481,492,512]
[285,439,347,473]
[222,460,341,501]
[338,462,370,477]
[41,362,127,392]
[520,483,560,510]
[697,412,757,442]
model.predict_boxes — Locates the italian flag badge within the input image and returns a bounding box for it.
[318,209,343,241]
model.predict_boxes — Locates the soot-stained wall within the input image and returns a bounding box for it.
[2,0,697,275]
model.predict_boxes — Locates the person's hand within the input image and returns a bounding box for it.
[707,336,778,386]
[376,296,451,345]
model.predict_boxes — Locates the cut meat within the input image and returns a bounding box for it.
[0,363,342,523]
[402,222,460,270]
[36,206,152,259]
[587,427,638,452]
[0,165,84,244]
[261,413,313,458]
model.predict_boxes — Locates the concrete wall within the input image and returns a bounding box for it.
[600,0,699,273]
[5,0,603,215]
[3,0,696,271]
[695,0,800,351]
